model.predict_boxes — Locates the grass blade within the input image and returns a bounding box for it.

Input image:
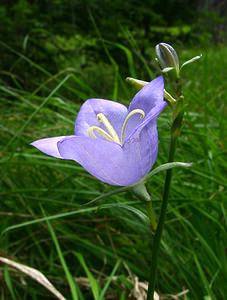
[42,207,80,300]
[75,252,100,300]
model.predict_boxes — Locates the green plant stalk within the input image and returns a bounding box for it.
[146,200,157,232]
[147,91,184,299]
[146,134,177,299]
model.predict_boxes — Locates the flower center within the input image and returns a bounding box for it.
[88,109,145,145]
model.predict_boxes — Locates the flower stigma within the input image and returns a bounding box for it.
[121,109,145,144]
[87,109,145,145]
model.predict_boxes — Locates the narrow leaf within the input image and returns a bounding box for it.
[100,203,149,223]
[181,55,202,69]
[146,162,192,181]
[100,260,121,299]
[43,207,80,300]
[74,252,100,300]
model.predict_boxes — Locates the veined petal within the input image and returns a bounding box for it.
[57,136,153,186]
[75,98,128,137]
[31,136,73,158]
[123,121,158,176]
[124,76,166,141]
[125,100,166,143]
[129,76,165,115]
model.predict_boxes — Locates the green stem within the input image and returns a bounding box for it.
[146,97,184,300]
[146,135,177,300]
[146,201,157,232]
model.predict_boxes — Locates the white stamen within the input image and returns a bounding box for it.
[87,109,145,145]
[97,113,121,144]
[88,126,114,142]
[121,109,145,143]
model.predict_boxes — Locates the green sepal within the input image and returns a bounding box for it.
[181,54,202,69]
[132,182,151,202]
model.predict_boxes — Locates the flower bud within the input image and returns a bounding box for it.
[126,77,148,89]
[155,43,180,77]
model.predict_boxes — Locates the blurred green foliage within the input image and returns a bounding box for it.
[0,0,226,90]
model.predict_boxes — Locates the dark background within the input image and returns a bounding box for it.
[0,0,226,90]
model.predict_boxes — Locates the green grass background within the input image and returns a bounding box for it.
[0,44,227,299]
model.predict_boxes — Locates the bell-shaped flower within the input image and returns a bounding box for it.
[31,76,166,186]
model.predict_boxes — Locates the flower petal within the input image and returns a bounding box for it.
[129,76,165,115]
[123,76,166,141]
[31,136,73,158]
[75,99,128,137]
[57,136,154,186]
[124,121,158,176]
[126,99,166,142]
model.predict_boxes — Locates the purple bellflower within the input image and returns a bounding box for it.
[31,76,166,186]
